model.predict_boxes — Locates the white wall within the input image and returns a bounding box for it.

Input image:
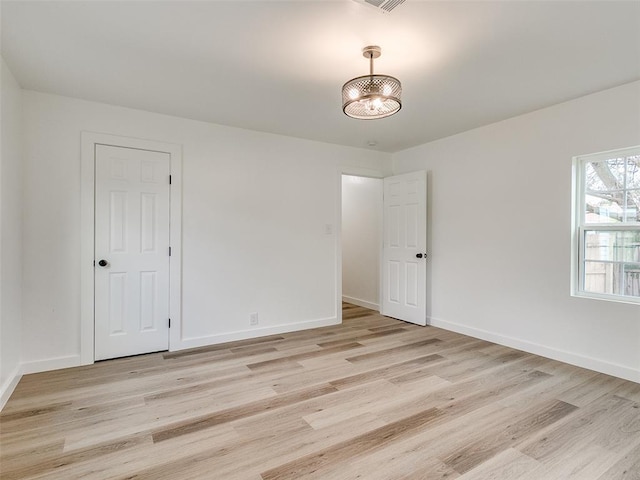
[20,91,392,371]
[341,175,382,310]
[12,79,640,384]
[0,57,23,407]
[393,81,640,382]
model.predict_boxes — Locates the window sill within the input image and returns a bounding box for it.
[572,291,640,307]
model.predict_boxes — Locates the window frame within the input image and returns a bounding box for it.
[572,146,640,305]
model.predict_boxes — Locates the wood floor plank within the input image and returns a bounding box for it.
[597,440,640,480]
[345,338,442,363]
[151,383,338,443]
[162,335,286,359]
[316,327,407,347]
[230,412,390,478]
[456,448,540,480]
[0,432,151,480]
[130,411,385,480]
[517,394,640,462]
[442,399,578,474]
[260,407,444,480]
[330,354,443,389]
[612,380,640,403]
[517,442,621,480]
[377,363,553,425]
[556,372,627,407]
[246,342,364,370]
[302,379,400,429]
[331,442,460,480]
[2,303,639,480]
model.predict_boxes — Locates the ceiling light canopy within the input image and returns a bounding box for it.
[342,46,402,120]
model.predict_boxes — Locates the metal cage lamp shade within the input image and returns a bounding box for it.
[342,46,402,120]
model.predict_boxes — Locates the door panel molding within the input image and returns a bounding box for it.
[94,145,170,360]
[81,132,182,365]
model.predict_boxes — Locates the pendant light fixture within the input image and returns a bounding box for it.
[342,45,402,120]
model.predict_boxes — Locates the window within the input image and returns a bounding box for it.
[573,146,640,304]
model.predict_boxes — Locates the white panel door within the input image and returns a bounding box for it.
[94,145,171,360]
[382,171,427,325]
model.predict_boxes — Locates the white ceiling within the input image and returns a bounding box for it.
[2,0,639,152]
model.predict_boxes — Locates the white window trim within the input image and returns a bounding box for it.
[571,145,640,306]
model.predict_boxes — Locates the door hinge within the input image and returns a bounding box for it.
[169,246,172,256]
[169,175,172,185]
[168,318,171,328]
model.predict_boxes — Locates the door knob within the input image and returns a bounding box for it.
[416,253,427,259]
[98,259,109,267]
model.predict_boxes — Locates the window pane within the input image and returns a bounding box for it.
[627,156,640,189]
[584,262,640,298]
[585,159,625,192]
[584,262,633,295]
[585,194,624,223]
[584,261,622,295]
[583,156,640,224]
[625,190,640,223]
[626,264,640,298]
[584,230,640,262]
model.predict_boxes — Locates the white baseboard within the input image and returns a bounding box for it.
[0,365,23,411]
[342,295,379,311]
[6,317,342,380]
[21,355,82,375]
[173,316,341,351]
[429,316,640,384]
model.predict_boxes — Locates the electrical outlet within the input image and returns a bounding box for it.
[249,312,258,326]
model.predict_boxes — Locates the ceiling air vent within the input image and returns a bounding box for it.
[353,0,407,14]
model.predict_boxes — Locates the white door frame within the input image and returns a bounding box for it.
[80,132,182,365]
[336,166,385,322]
[337,167,429,324]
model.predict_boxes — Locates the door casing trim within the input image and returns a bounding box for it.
[336,166,385,324]
[80,132,183,364]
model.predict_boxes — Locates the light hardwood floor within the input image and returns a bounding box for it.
[1,303,639,479]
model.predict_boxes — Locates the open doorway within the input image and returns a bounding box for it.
[341,175,383,312]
